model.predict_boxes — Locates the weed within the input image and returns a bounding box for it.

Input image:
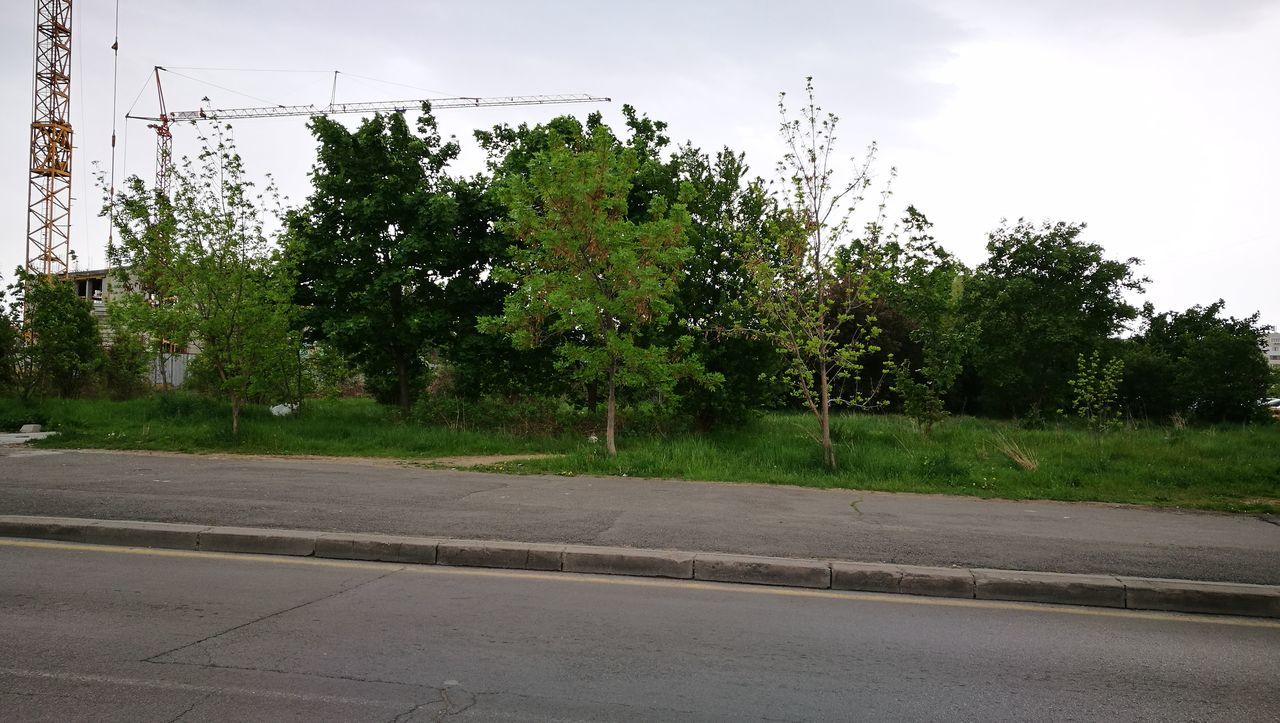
[992,432,1039,471]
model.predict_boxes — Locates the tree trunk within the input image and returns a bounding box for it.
[158,346,170,389]
[606,374,618,457]
[396,358,411,418]
[231,396,241,436]
[819,365,836,469]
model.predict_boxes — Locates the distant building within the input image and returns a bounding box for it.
[1267,332,1280,367]
[65,267,118,340]
[65,266,193,386]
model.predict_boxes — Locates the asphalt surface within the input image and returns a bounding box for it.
[3,541,1278,721]
[2,448,1279,584]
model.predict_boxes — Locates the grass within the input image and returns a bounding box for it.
[0,394,577,459]
[4,395,1278,513]
[506,414,1280,513]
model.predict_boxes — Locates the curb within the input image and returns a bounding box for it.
[2,515,1276,619]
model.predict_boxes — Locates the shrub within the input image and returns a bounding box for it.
[100,334,151,400]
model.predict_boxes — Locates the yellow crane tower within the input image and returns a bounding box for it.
[26,0,75,279]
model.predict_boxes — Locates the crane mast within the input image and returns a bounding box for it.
[128,69,610,192]
[26,0,74,279]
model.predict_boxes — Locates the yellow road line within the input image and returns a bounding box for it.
[3,538,1278,629]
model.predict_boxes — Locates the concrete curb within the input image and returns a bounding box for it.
[2,515,1276,619]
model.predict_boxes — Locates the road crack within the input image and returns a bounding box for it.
[165,689,216,723]
[143,568,404,663]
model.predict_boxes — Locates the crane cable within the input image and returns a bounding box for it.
[107,0,120,255]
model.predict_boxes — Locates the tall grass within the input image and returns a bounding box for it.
[2,394,576,458]
[511,413,1280,513]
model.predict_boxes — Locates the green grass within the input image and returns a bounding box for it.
[508,414,1280,513]
[4,395,1277,513]
[0,394,577,458]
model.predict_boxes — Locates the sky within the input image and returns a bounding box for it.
[3,0,1278,326]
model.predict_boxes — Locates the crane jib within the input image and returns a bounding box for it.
[160,94,611,122]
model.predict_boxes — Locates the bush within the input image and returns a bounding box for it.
[0,397,50,432]
[100,335,150,400]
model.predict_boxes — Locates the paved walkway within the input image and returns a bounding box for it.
[1,448,1277,584]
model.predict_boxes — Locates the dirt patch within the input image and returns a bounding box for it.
[422,453,559,468]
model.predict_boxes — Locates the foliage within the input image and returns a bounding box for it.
[961,219,1145,417]
[667,144,787,428]
[743,78,888,468]
[106,128,300,433]
[864,208,974,433]
[300,341,362,400]
[1067,350,1125,433]
[0,278,22,393]
[480,110,787,426]
[286,105,475,415]
[481,126,706,456]
[100,333,150,400]
[1119,301,1271,422]
[8,270,102,399]
[889,360,948,435]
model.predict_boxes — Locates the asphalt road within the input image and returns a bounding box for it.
[3,540,1278,721]
[2,448,1279,584]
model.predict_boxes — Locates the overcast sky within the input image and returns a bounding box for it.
[4,0,1278,325]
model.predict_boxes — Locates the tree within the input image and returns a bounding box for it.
[7,270,102,399]
[861,207,973,434]
[666,144,787,428]
[481,128,701,456]
[961,220,1145,417]
[1119,301,1271,422]
[0,278,21,393]
[1068,350,1125,433]
[286,105,466,415]
[108,128,299,433]
[744,78,888,469]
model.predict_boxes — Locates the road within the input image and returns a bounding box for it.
[2,448,1279,583]
[1,541,1278,721]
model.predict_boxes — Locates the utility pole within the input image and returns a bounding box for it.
[26,0,75,279]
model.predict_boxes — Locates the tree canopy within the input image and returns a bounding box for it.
[482,127,704,455]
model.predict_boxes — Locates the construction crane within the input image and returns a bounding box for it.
[26,0,74,279]
[128,68,611,193]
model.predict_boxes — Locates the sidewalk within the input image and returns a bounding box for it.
[2,448,1277,585]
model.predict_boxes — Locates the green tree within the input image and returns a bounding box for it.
[481,128,702,456]
[99,333,150,400]
[108,128,299,433]
[0,278,20,393]
[1068,350,1125,433]
[8,270,102,399]
[667,144,786,428]
[961,220,1145,417]
[1120,301,1271,422]
[286,105,467,415]
[744,78,888,469]
[861,208,973,434]
[102,171,191,389]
